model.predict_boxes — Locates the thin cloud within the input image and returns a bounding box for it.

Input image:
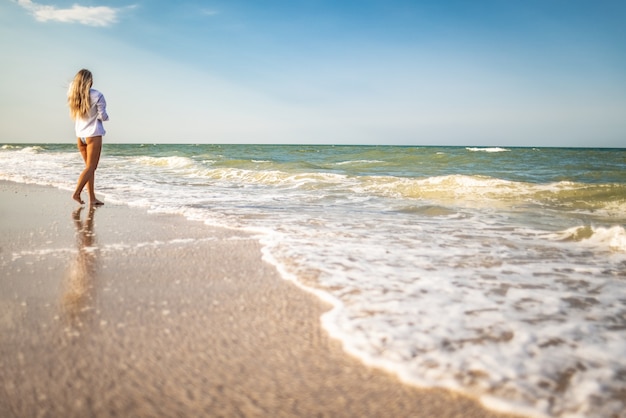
[16,0,132,27]
[201,9,219,17]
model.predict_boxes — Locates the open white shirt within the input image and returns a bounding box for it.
[74,88,109,138]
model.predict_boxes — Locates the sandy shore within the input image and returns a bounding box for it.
[0,180,521,417]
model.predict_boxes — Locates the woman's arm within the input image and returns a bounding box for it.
[96,93,109,121]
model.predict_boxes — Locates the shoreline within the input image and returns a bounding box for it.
[0,180,522,417]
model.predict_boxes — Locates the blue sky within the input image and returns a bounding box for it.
[1,0,625,146]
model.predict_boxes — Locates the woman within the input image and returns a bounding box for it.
[68,69,109,206]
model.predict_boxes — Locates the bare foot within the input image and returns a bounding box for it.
[73,193,85,205]
[90,199,104,206]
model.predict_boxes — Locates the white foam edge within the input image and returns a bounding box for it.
[256,234,551,418]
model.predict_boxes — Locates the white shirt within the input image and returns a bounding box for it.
[74,88,109,138]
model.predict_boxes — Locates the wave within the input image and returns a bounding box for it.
[555,225,626,253]
[196,167,349,191]
[131,155,197,170]
[121,155,626,216]
[466,147,510,153]
[334,159,386,166]
[357,175,626,213]
[186,166,626,218]
[17,146,44,154]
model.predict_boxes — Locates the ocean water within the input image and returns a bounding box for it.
[1,143,625,417]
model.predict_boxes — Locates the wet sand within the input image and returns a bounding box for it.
[0,180,521,417]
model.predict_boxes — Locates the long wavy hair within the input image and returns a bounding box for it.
[68,69,93,120]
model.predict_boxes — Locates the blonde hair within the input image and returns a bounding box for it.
[68,69,93,120]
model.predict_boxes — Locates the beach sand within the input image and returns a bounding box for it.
[0,180,521,417]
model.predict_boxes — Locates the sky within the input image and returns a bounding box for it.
[1,0,625,147]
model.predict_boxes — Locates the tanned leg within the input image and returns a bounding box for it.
[73,138,88,204]
[73,136,104,206]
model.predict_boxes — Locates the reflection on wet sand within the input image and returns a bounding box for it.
[62,206,98,331]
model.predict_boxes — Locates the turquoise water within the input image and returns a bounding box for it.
[2,144,626,417]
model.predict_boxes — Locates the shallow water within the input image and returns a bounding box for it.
[2,143,625,417]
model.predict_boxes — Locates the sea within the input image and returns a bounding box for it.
[1,143,625,418]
